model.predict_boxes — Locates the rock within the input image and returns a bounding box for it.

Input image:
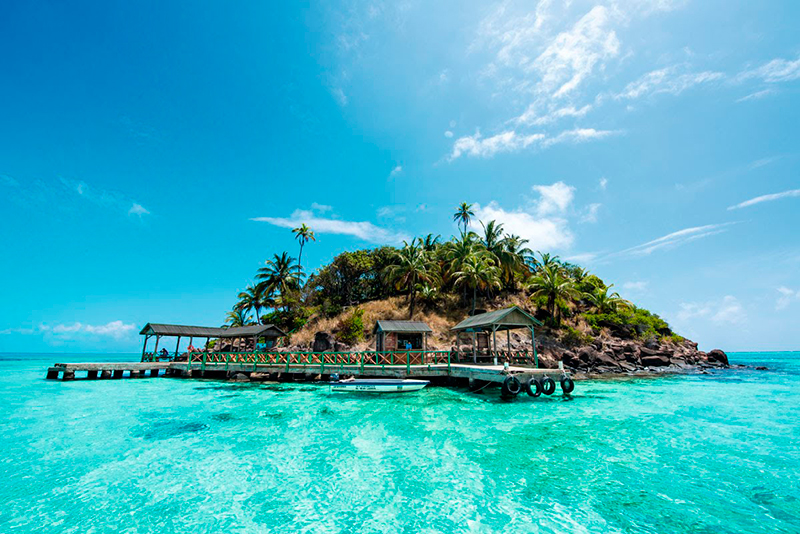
[755,366,768,371]
[644,338,660,350]
[641,353,670,367]
[230,373,250,382]
[312,332,336,352]
[334,341,349,352]
[706,349,729,366]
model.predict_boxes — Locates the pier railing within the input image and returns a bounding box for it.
[143,349,540,369]
[173,350,452,373]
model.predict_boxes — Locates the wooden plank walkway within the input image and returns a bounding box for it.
[46,360,566,385]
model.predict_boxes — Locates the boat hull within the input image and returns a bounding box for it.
[330,379,429,393]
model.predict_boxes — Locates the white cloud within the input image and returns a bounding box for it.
[444,130,454,138]
[533,181,575,215]
[514,104,592,126]
[776,286,800,310]
[388,165,403,179]
[251,209,408,244]
[468,181,579,250]
[580,202,602,223]
[532,6,621,98]
[736,89,776,103]
[739,55,800,83]
[563,252,598,264]
[677,295,744,325]
[542,127,618,147]
[450,130,544,159]
[615,66,724,100]
[471,201,574,251]
[727,188,800,210]
[331,87,348,106]
[599,177,608,190]
[2,320,137,340]
[129,203,150,217]
[622,281,648,292]
[310,202,333,213]
[61,178,149,218]
[619,223,734,256]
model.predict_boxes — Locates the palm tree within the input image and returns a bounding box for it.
[584,285,632,314]
[257,252,304,311]
[420,233,442,252]
[452,253,501,314]
[225,308,253,327]
[527,264,579,323]
[385,242,437,318]
[453,202,475,235]
[532,251,561,273]
[235,284,267,323]
[480,220,505,252]
[292,224,315,269]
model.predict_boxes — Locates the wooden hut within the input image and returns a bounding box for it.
[450,306,542,366]
[139,323,286,361]
[373,320,433,351]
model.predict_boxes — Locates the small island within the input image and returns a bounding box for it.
[220,203,729,378]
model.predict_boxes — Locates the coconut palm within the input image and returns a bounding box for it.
[291,224,315,269]
[584,285,632,314]
[452,202,475,235]
[527,264,579,322]
[420,233,442,252]
[225,308,253,327]
[235,284,268,323]
[257,252,304,310]
[385,242,437,318]
[532,251,561,273]
[452,253,502,314]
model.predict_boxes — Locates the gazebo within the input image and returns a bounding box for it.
[373,320,433,351]
[139,323,286,361]
[450,306,542,366]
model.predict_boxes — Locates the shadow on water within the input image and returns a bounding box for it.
[131,420,209,440]
[210,412,236,422]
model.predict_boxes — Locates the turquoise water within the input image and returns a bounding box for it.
[0,353,798,533]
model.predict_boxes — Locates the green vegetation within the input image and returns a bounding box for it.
[339,308,366,344]
[229,202,681,345]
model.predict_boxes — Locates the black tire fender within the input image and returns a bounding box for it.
[541,376,556,395]
[525,378,542,397]
[501,376,522,396]
[560,375,575,394]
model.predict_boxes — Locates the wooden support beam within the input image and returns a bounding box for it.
[46,368,60,380]
[112,370,123,379]
[86,370,99,379]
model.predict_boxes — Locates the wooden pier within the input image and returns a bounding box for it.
[45,350,569,390]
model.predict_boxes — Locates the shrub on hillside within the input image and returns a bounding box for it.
[339,308,366,345]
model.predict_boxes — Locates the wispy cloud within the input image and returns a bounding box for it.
[599,177,608,190]
[618,223,734,256]
[388,165,403,179]
[677,295,744,325]
[580,203,602,223]
[1,320,136,340]
[738,55,800,83]
[622,281,648,293]
[1,174,19,187]
[449,127,616,160]
[615,66,724,100]
[542,127,619,147]
[251,207,408,244]
[61,178,150,218]
[736,88,776,103]
[776,286,800,310]
[727,188,800,210]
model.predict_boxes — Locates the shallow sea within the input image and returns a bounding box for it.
[0,352,798,533]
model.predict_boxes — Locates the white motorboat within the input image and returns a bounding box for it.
[329,378,429,393]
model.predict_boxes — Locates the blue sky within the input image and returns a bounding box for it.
[1,0,799,353]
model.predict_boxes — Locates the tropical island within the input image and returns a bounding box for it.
[225,203,729,376]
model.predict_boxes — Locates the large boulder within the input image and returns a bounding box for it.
[706,349,729,366]
[312,332,336,352]
[641,352,670,367]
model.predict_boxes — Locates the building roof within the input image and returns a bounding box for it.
[373,320,433,334]
[450,306,542,332]
[139,323,286,338]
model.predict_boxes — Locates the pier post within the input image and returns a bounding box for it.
[112,370,123,379]
[86,370,99,379]
[100,370,111,379]
[46,369,60,380]
[131,370,143,378]
[62,370,75,381]
[150,369,160,377]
